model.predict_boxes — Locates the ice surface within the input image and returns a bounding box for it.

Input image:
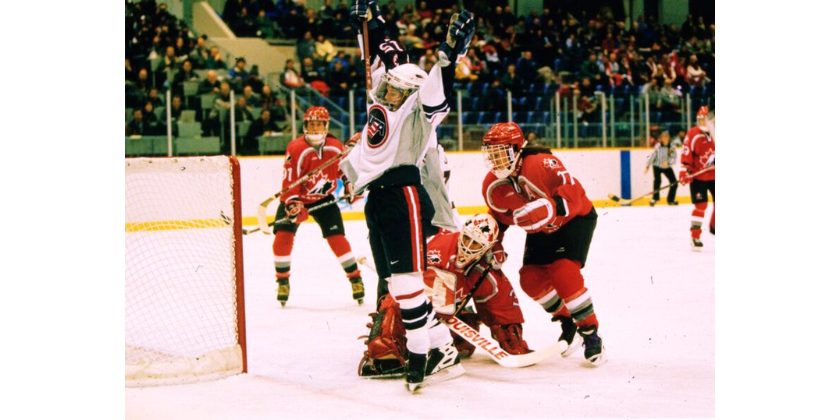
[126,204,714,419]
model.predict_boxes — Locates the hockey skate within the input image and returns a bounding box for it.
[425,342,465,382]
[691,237,704,251]
[349,276,365,305]
[405,352,427,393]
[579,326,606,366]
[710,225,715,235]
[358,352,405,379]
[553,315,583,357]
[649,199,656,207]
[276,278,290,307]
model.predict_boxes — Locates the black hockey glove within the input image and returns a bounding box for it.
[437,11,476,67]
[350,0,385,32]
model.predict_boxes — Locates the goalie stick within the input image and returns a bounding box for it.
[355,255,563,368]
[222,194,354,236]
[608,165,715,206]
[256,143,356,234]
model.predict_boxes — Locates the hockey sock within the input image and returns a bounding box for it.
[390,272,432,355]
[564,287,599,329]
[548,259,599,329]
[326,235,359,276]
[428,317,454,349]
[273,231,295,277]
[691,202,708,238]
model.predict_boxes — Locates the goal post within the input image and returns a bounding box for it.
[125,156,246,387]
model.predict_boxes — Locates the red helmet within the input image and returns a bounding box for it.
[482,122,525,148]
[696,106,709,119]
[482,123,527,178]
[696,106,709,132]
[303,106,330,146]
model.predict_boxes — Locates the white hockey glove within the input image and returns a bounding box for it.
[437,11,475,67]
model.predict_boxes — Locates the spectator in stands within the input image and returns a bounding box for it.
[417,0,433,20]
[300,57,325,85]
[297,30,316,63]
[134,68,154,97]
[198,69,221,95]
[685,54,708,87]
[455,51,480,83]
[172,59,199,97]
[346,50,363,82]
[189,35,210,68]
[579,52,603,86]
[156,45,181,88]
[231,6,258,37]
[418,49,437,73]
[242,85,262,108]
[205,46,228,70]
[229,57,250,92]
[205,81,232,138]
[142,100,164,135]
[244,109,285,155]
[314,34,338,65]
[260,85,285,118]
[330,50,349,70]
[233,96,255,123]
[126,109,148,136]
[147,88,165,109]
[256,9,280,38]
[328,60,351,98]
[516,50,538,84]
[282,59,306,90]
[500,63,525,93]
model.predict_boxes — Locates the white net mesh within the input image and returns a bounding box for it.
[125,156,244,387]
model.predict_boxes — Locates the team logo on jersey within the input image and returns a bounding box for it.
[543,158,559,169]
[427,249,442,265]
[307,172,334,196]
[366,106,389,148]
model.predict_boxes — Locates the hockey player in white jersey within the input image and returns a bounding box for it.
[342,0,475,392]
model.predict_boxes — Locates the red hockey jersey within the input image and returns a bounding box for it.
[481,152,593,234]
[681,126,715,181]
[425,230,523,326]
[280,135,344,204]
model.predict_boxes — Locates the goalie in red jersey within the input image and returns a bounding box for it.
[272,106,364,307]
[358,213,531,378]
[680,106,715,250]
[479,122,605,366]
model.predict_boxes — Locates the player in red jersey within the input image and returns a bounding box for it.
[679,106,715,250]
[273,106,364,306]
[358,213,529,378]
[480,122,605,366]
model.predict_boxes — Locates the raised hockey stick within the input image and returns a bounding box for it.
[355,255,563,368]
[222,194,352,236]
[608,164,715,206]
[256,144,356,234]
[362,13,372,104]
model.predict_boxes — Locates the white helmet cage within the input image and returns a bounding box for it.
[374,63,427,112]
[456,214,500,267]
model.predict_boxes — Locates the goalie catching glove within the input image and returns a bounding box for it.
[437,11,476,67]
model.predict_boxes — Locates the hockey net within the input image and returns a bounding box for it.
[125,156,246,387]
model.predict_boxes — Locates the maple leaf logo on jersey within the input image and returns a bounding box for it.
[307,171,334,196]
[427,249,442,265]
[543,158,559,169]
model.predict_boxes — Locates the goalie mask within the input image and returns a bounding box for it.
[374,63,427,112]
[303,106,330,146]
[456,214,499,268]
[481,122,528,179]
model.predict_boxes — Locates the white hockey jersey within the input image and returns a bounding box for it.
[339,63,450,189]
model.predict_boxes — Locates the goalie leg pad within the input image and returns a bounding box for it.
[365,294,408,363]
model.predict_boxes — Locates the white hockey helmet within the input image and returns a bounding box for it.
[374,63,427,112]
[456,213,500,268]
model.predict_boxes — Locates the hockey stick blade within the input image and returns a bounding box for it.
[442,317,563,368]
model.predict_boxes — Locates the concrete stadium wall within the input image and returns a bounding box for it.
[237,147,696,224]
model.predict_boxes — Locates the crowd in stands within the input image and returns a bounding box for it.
[125,0,714,151]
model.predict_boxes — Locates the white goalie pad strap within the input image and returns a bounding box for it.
[423,267,456,316]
